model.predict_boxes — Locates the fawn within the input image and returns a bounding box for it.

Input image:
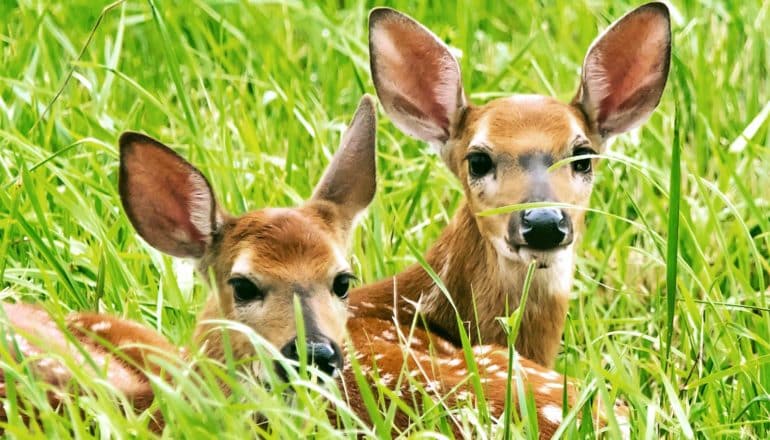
[0,95,621,436]
[0,96,379,426]
[351,2,672,367]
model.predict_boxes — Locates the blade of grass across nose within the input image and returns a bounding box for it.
[477,201,646,230]
[293,295,308,379]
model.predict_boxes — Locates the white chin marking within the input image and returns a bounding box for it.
[493,237,573,268]
[494,239,575,293]
[517,246,572,270]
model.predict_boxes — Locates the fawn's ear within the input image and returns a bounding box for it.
[312,95,377,230]
[574,2,671,140]
[119,132,222,258]
[369,8,465,147]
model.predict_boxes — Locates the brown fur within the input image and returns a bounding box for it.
[360,4,671,368]
[0,96,378,430]
[194,204,351,362]
[342,316,627,438]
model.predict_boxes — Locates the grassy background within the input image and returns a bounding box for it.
[1,0,769,437]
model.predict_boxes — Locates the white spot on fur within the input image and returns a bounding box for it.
[540,370,560,381]
[90,321,112,332]
[457,390,472,401]
[381,330,396,341]
[425,380,441,392]
[360,301,375,309]
[541,404,563,424]
[447,358,462,367]
[51,366,69,378]
[435,337,456,353]
[38,358,56,368]
[468,117,489,149]
[538,382,564,394]
[485,364,500,373]
[231,250,254,276]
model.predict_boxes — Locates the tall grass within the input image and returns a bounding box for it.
[0,0,768,437]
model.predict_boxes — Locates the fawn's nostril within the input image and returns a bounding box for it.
[307,341,342,376]
[519,208,573,250]
[278,337,341,378]
[280,338,300,361]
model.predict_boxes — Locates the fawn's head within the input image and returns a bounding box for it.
[118,96,377,379]
[369,3,670,270]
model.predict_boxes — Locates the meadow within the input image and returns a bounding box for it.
[1,0,769,438]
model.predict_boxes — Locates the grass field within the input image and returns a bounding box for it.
[1,0,769,438]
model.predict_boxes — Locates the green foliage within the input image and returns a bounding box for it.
[1,0,769,437]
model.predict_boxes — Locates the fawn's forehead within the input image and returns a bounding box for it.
[222,207,345,280]
[461,95,591,156]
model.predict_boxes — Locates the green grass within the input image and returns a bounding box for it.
[1,0,769,437]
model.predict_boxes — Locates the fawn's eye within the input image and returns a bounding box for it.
[332,273,355,299]
[228,277,265,302]
[467,152,494,178]
[571,147,595,174]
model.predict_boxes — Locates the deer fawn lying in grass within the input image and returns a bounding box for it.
[0,96,619,436]
[0,96,379,426]
[351,2,672,367]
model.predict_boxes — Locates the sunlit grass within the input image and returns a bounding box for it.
[1,0,769,438]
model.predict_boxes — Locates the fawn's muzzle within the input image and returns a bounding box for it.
[278,336,342,379]
[509,208,573,250]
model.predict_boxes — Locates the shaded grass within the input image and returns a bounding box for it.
[0,0,769,437]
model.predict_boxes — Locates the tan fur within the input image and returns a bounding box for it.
[0,303,179,418]
[363,4,671,369]
[352,98,595,365]
[194,203,351,362]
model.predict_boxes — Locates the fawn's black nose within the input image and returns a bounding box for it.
[517,208,573,250]
[279,337,342,378]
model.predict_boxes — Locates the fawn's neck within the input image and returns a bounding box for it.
[351,203,574,367]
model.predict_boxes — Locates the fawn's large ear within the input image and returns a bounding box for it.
[312,95,377,229]
[573,2,671,141]
[119,132,222,258]
[369,8,465,147]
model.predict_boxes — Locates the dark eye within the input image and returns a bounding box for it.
[571,148,595,174]
[467,152,494,178]
[332,273,355,299]
[228,277,265,302]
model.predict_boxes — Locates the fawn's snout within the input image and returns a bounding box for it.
[278,336,343,379]
[509,208,573,250]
